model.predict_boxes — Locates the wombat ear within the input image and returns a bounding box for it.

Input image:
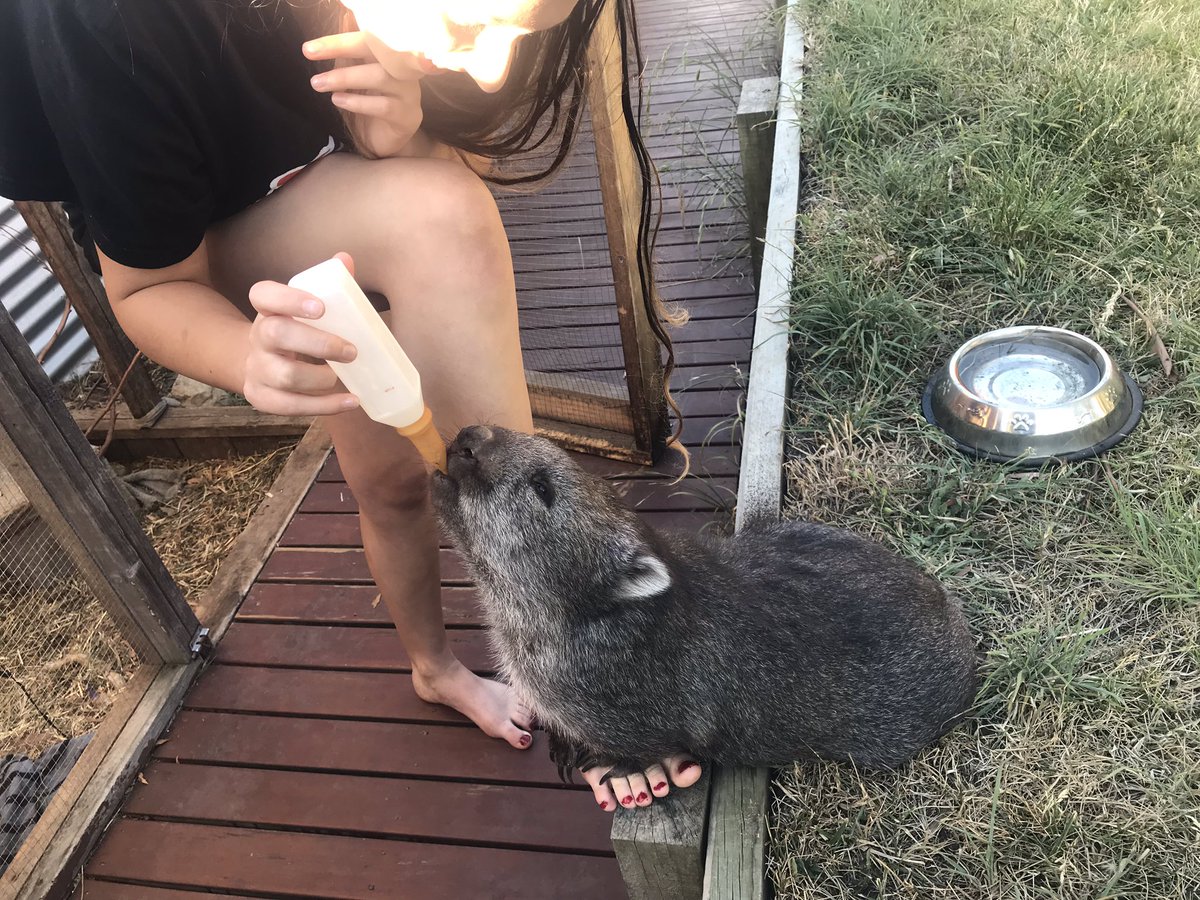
[615,551,673,600]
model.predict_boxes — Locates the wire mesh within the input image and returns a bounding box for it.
[0,463,138,877]
[493,123,638,439]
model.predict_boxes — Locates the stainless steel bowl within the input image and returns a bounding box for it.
[922,326,1143,466]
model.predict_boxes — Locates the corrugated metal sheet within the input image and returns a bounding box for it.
[0,198,97,383]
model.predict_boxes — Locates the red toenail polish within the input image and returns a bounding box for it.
[518,734,531,747]
[654,782,668,791]
[622,796,633,805]
[600,800,611,810]
[636,792,648,803]
[679,761,697,773]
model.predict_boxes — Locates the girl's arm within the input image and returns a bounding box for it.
[99,241,360,416]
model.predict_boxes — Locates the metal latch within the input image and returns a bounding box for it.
[190,626,212,659]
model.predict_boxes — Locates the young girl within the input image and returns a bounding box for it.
[0,0,699,812]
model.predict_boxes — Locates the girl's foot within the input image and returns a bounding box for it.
[412,658,534,750]
[582,756,703,812]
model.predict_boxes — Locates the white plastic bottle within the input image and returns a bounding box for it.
[287,258,446,472]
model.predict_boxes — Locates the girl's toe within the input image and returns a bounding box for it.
[645,763,670,797]
[666,754,703,788]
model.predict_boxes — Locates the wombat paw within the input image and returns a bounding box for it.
[546,731,602,784]
[596,761,644,785]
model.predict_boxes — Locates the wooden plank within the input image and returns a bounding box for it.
[523,332,745,375]
[0,302,198,664]
[256,546,468,583]
[237,582,484,626]
[184,666,468,723]
[315,442,743,482]
[82,886,260,900]
[277,508,728,549]
[193,423,333,644]
[85,820,622,899]
[613,773,712,900]
[13,201,161,418]
[586,0,670,458]
[6,662,203,900]
[513,276,753,306]
[297,475,736,518]
[215,622,494,672]
[705,8,807,900]
[152,712,576,788]
[520,315,752,350]
[701,769,770,900]
[123,763,613,854]
[734,7,802,533]
[70,404,311,443]
[737,77,781,285]
[533,416,652,465]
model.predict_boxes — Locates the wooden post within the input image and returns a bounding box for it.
[0,301,200,665]
[705,6,805,899]
[586,0,670,460]
[612,772,711,900]
[13,201,162,419]
[737,78,780,287]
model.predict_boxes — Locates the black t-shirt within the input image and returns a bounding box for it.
[0,0,349,269]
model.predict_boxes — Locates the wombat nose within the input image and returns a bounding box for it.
[449,425,495,462]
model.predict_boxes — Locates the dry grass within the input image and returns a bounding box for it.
[1,445,292,760]
[771,0,1200,896]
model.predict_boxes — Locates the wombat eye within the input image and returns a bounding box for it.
[530,470,555,507]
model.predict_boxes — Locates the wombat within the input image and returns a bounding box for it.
[432,425,978,777]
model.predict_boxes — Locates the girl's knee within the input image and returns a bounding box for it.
[342,454,431,519]
[375,159,506,259]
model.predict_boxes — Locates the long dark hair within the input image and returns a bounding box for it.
[333,0,685,452]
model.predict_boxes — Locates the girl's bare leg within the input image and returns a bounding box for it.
[205,152,534,747]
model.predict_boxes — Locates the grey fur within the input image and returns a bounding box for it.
[432,426,979,775]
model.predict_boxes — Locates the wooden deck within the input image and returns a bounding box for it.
[78,1,775,896]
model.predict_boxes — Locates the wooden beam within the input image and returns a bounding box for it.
[585,0,670,459]
[533,417,652,466]
[72,404,312,444]
[705,6,806,900]
[732,6,803,533]
[0,303,200,665]
[737,78,780,287]
[13,201,161,419]
[701,769,770,900]
[613,773,711,900]
[194,423,333,644]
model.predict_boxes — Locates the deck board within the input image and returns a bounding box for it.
[82,0,770,893]
[85,821,624,899]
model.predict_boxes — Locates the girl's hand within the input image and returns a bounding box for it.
[243,253,361,417]
[305,31,425,158]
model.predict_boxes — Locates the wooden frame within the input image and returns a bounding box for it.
[0,424,332,900]
[13,202,161,420]
[611,5,806,898]
[0,302,199,665]
[69,372,649,464]
[704,6,805,898]
[584,0,671,461]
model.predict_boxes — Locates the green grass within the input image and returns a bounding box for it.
[771,0,1200,896]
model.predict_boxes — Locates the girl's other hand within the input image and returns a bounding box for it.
[305,32,424,158]
[243,252,361,416]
